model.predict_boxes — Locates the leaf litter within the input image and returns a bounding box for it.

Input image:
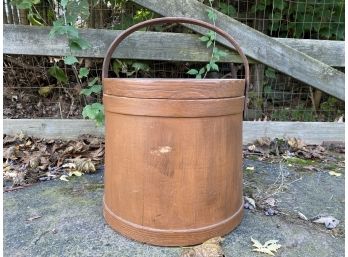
[244,136,344,176]
[312,215,340,229]
[179,237,224,257]
[251,237,281,256]
[3,133,104,191]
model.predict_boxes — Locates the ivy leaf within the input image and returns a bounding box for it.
[78,67,89,78]
[69,37,91,50]
[187,69,199,75]
[198,67,205,75]
[49,22,79,39]
[82,103,105,126]
[199,35,210,42]
[65,26,79,39]
[88,77,99,87]
[80,78,102,96]
[48,64,68,83]
[211,62,219,71]
[64,56,78,65]
[80,84,102,96]
[196,74,202,79]
[207,31,216,40]
[206,63,211,72]
[207,40,213,48]
[207,9,217,21]
[131,62,150,72]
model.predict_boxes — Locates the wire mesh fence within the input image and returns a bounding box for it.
[3,0,345,39]
[3,0,345,121]
[3,55,344,121]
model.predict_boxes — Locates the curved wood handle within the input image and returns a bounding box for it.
[102,17,249,105]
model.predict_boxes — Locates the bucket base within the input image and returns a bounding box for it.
[103,199,243,246]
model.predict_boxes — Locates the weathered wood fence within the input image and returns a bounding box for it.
[3,0,345,143]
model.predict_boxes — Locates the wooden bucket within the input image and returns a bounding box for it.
[102,17,250,246]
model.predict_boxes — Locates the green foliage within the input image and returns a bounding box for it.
[48,64,68,83]
[251,0,344,40]
[78,67,89,78]
[272,106,316,121]
[69,37,91,51]
[66,0,90,22]
[207,9,217,22]
[82,103,104,126]
[187,1,227,79]
[218,2,236,16]
[49,20,79,39]
[112,59,150,77]
[80,78,102,96]
[13,0,40,10]
[63,56,78,65]
[265,68,276,79]
[112,4,155,30]
[27,12,44,26]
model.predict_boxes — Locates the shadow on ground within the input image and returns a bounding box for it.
[4,159,344,257]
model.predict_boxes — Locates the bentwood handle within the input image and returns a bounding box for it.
[102,17,250,97]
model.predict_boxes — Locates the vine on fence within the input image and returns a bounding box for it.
[187,0,227,79]
[14,0,105,125]
[8,0,345,122]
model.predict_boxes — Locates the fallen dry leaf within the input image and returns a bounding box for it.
[246,166,255,171]
[251,237,281,256]
[256,137,272,147]
[244,196,256,210]
[26,215,42,221]
[264,197,276,207]
[298,211,308,221]
[312,216,340,229]
[180,237,224,257]
[59,175,69,182]
[328,171,342,177]
[335,115,344,123]
[287,138,306,151]
[248,144,256,151]
[68,171,83,177]
[3,146,19,160]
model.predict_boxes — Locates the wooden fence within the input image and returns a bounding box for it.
[3,0,345,143]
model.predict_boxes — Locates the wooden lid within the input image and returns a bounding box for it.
[103,78,245,99]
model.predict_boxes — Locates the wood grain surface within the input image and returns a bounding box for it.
[103,78,245,245]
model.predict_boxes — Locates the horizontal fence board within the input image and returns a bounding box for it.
[3,25,246,63]
[3,119,344,144]
[3,25,344,66]
[132,0,345,100]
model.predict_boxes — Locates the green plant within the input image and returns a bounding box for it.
[14,0,104,126]
[187,0,227,79]
[272,105,316,121]
[111,1,155,30]
[251,0,344,40]
[112,59,150,77]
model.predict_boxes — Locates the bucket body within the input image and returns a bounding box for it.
[103,78,245,246]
